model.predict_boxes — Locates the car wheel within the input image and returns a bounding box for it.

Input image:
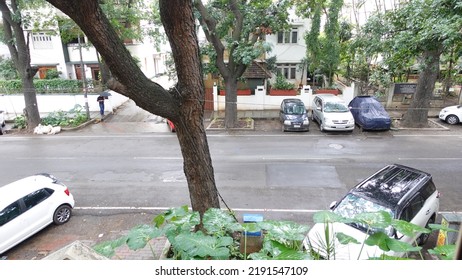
[319,122,324,132]
[446,115,459,125]
[417,216,435,246]
[53,205,72,225]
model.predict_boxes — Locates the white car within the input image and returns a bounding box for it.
[0,174,75,255]
[311,94,355,132]
[439,105,462,125]
[304,164,440,260]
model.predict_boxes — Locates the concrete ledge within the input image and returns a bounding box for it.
[42,240,108,260]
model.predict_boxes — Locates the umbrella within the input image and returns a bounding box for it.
[99,90,112,97]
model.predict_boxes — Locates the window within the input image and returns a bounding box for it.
[277,64,297,79]
[0,201,21,227]
[277,28,298,44]
[23,188,53,211]
[401,194,425,222]
[32,33,53,49]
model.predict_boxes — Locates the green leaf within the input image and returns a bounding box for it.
[259,220,309,242]
[428,245,456,260]
[313,210,347,224]
[392,219,430,237]
[251,240,311,260]
[203,208,243,236]
[353,211,392,229]
[336,232,360,245]
[93,236,128,258]
[173,232,232,260]
[125,224,163,251]
[428,224,460,233]
[365,232,421,253]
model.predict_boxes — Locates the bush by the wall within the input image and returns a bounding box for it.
[0,79,85,94]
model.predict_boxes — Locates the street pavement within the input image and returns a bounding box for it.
[1,99,461,260]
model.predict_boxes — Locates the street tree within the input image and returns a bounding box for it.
[357,0,462,127]
[194,0,292,128]
[0,0,41,130]
[298,0,345,88]
[44,0,220,218]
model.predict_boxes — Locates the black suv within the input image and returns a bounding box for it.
[306,164,440,259]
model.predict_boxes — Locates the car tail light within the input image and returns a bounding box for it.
[64,188,71,196]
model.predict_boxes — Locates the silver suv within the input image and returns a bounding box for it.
[311,94,354,132]
[305,164,440,259]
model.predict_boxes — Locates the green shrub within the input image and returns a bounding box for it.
[0,79,84,94]
[272,73,295,90]
[41,105,88,127]
[13,115,27,129]
[93,206,311,260]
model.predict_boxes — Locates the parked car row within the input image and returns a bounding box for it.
[279,95,392,132]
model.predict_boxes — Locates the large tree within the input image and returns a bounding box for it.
[358,0,462,127]
[0,0,41,130]
[194,0,292,128]
[44,0,220,218]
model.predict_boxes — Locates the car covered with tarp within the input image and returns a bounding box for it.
[348,96,391,130]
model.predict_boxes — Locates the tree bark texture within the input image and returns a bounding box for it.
[0,0,41,131]
[402,47,442,127]
[45,0,220,216]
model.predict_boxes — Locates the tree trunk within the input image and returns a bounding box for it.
[22,73,41,130]
[45,0,220,217]
[0,0,41,131]
[224,78,238,128]
[159,0,220,215]
[402,47,442,127]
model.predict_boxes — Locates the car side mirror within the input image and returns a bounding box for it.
[329,201,337,210]
[392,228,404,240]
[316,106,321,111]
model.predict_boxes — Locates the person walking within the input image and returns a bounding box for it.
[97,95,105,119]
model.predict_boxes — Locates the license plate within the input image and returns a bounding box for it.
[294,124,300,128]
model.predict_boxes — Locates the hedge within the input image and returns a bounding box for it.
[0,79,87,94]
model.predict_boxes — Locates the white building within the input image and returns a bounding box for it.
[26,6,170,82]
[265,9,311,87]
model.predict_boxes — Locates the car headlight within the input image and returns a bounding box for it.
[348,119,355,124]
[284,120,291,125]
[303,119,309,125]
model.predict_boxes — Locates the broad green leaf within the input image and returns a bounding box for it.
[203,208,243,235]
[336,232,360,245]
[392,219,430,237]
[259,220,309,242]
[313,211,347,223]
[365,232,421,253]
[428,224,460,233]
[353,211,392,229]
[125,224,163,251]
[173,231,232,260]
[93,236,128,258]
[428,245,456,260]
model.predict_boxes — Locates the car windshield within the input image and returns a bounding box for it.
[324,102,349,113]
[333,193,394,235]
[285,104,306,115]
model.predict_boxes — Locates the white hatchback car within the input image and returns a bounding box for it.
[0,174,75,255]
[439,105,462,125]
[311,94,355,132]
[304,164,440,260]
